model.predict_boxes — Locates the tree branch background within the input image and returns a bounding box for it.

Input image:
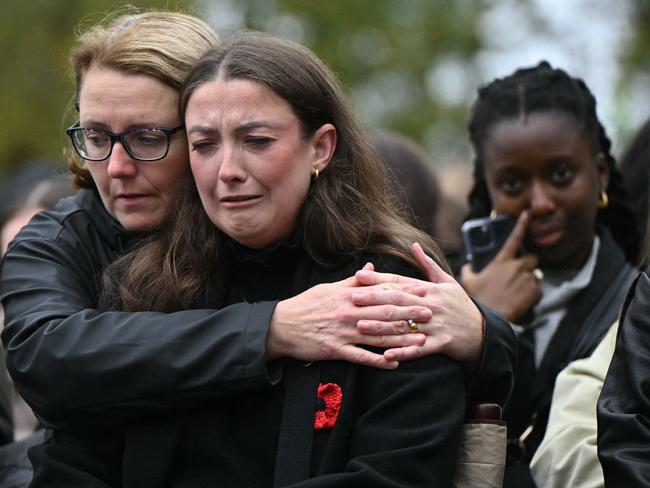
[1,0,647,179]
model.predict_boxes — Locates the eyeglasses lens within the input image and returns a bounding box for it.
[71,129,170,161]
[74,130,111,160]
[125,130,169,160]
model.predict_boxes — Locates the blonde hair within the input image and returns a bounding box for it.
[67,9,218,188]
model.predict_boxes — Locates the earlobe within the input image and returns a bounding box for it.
[311,123,337,174]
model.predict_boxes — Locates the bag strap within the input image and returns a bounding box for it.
[569,264,636,359]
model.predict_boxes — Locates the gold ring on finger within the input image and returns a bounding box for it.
[407,319,418,334]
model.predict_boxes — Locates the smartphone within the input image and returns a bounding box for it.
[461,214,516,272]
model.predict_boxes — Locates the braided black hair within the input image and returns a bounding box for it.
[466,61,640,263]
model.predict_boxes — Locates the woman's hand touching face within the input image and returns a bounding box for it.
[461,211,542,322]
[482,111,608,271]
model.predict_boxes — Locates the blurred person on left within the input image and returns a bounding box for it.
[0,176,75,488]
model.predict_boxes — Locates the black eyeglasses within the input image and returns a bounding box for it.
[66,122,185,162]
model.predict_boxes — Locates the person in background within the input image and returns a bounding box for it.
[372,130,442,239]
[1,177,74,255]
[530,321,618,487]
[595,116,650,486]
[0,163,62,484]
[0,161,61,227]
[530,116,650,488]
[0,173,76,488]
[460,61,639,487]
[598,240,650,486]
[618,116,650,266]
[372,130,466,272]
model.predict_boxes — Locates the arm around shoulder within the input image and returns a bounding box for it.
[282,254,467,486]
[1,207,278,429]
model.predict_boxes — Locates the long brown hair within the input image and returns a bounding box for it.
[102,32,448,312]
[66,8,218,188]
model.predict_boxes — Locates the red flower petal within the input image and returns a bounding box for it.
[314,383,342,430]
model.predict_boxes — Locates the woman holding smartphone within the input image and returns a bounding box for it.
[459,61,638,487]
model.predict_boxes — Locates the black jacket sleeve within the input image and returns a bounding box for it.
[469,301,517,407]
[1,207,278,431]
[0,347,14,444]
[597,268,650,486]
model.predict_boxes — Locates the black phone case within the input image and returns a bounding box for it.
[461,214,516,272]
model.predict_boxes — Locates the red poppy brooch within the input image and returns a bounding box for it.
[314,383,342,430]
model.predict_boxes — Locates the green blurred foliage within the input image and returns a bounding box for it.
[620,0,650,81]
[0,0,198,178]
[0,0,493,177]
[2,0,649,179]
[615,0,650,141]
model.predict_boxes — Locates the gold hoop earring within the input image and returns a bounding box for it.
[312,169,319,180]
[598,190,609,209]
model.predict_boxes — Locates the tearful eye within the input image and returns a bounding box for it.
[245,137,273,148]
[190,141,215,153]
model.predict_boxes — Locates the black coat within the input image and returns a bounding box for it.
[2,189,515,430]
[0,347,13,445]
[503,227,636,487]
[27,234,469,487]
[597,266,650,486]
[1,190,281,430]
[0,189,516,486]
